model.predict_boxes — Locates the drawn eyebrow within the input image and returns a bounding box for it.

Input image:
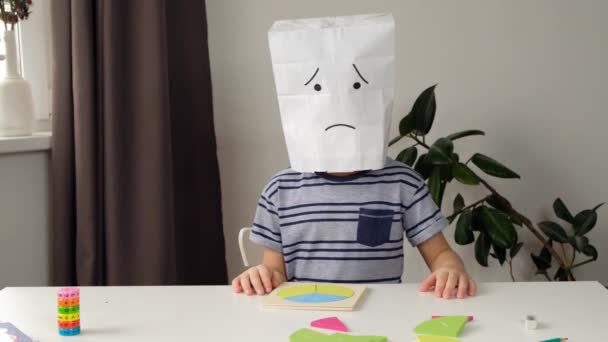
[304,68,320,86]
[352,64,369,84]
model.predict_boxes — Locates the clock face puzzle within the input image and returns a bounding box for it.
[260,282,367,311]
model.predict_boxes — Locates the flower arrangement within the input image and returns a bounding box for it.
[0,0,32,31]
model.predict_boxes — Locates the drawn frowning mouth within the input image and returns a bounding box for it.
[325,124,356,131]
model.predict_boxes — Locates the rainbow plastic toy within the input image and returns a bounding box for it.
[57,288,80,336]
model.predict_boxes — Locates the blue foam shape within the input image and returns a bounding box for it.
[59,327,81,336]
[284,293,348,303]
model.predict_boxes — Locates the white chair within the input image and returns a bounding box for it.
[238,227,254,267]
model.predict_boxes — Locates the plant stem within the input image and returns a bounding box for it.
[570,248,576,266]
[560,243,569,266]
[571,258,595,269]
[476,178,573,280]
[508,258,516,282]
[446,195,492,221]
[408,134,431,149]
[388,135,403,147]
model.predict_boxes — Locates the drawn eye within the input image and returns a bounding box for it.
[352,64,369,89]
[305,68,321,92]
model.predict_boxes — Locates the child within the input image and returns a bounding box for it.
[232,14,475,299]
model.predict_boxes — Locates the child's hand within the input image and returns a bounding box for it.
[232,264,286,295]
[419,267,477,299]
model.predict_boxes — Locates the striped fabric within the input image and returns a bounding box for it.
[249,158,447,284]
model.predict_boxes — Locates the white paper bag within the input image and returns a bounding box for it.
[268,13,395,173]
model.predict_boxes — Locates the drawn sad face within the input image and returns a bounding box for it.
[268,14,395,172]
[273,60,393,172]
[304,64,370,133]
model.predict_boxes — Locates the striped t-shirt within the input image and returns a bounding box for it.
[249,158,447,284]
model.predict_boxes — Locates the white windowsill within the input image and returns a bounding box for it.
[0,131,52,154]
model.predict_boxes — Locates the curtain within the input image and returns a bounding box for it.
[50,0,227,285]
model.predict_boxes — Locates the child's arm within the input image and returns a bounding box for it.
[417,232,477,299]
[232,247,286,295]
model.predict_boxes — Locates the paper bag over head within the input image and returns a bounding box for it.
[268,13,395,173]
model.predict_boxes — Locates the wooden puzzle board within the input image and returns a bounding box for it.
[260,282,367,311]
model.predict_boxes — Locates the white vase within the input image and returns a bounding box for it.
[0,29,35,136]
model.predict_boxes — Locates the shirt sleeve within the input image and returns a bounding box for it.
[403,182,448,246]
[249,188,282,253]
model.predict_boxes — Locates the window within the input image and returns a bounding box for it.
[0,24,5,78]
[1,0,51,126]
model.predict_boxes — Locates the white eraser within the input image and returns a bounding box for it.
[525,315,538,329]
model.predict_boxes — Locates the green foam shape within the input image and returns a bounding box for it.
[413,316,469,337]
[278,284,316,299]
[290,328,329,342]
[416,335,461,342]
[290,329,386,342]
[317,284,355,298]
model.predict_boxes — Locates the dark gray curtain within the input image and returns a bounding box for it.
[50,0,227,285]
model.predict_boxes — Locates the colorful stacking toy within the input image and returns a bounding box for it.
[57,288,81,336]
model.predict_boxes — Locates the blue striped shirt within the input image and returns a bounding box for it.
[249,158,447,283]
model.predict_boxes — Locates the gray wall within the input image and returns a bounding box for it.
[207,0,608,283]
[0,152,50,288]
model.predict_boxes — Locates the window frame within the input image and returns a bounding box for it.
[1,0,52,130]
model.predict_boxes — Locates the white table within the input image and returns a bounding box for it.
[0,282,607,341]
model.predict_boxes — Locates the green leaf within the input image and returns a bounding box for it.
[471,153,520,179]
[582,244,598,260]
[411,84,437,135]
[455,209,474,245]
[569,236,589,252]
[574,209,597,236]
[492,244,507,265]
[538,221,569,243]
[439,164,454,182]
[396,146,418,166]
[554,267,569,281]
[485,194,510,212]
[427,138,454,165]
[475,233,491,267]
[453,194,465,213]
[471,206,485,231]
[480,207,517,248]
[446,130,485,141]
[453,163,481,185]
[509,213,523,227]
[399,113,416,136]
[414,154,433,180]
[540,241,553,263]
[428,167,442,207]
[553,198,574,224]
[510,242,524,258]
[532,242,554,274]
[531,253,551,271]
[438,182,447,209]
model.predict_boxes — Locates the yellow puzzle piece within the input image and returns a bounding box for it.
[416,336,461,342]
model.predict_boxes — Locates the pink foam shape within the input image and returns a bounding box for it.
[310,317,348,332]
[432,315,474,322]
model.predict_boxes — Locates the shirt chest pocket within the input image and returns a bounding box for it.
[356,208,394,247]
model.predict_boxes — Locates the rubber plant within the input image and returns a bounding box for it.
[390,85,603,281]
